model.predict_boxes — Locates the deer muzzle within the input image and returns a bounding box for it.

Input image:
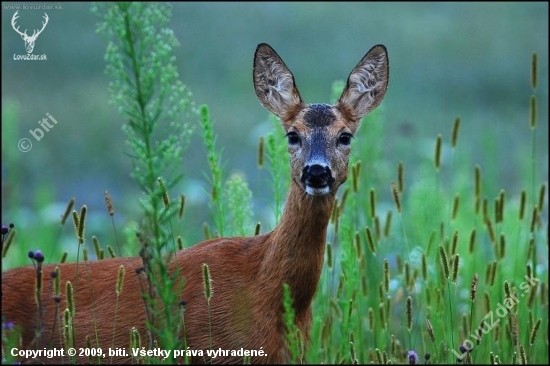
[301,164,335,195]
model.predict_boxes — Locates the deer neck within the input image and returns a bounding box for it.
[262,180,335,315]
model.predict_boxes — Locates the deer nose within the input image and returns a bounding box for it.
[301,164,335,190]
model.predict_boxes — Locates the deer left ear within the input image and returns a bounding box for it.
[253,43,305,121]
[336,45,389,125]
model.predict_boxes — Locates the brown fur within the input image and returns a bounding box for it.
[2,43,388,364]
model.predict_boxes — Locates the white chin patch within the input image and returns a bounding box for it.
[305,185,330,196]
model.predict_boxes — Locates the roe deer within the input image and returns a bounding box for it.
[1,43,388,364]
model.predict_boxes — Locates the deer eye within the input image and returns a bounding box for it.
[286,131,301,146]
[338,133,353,146]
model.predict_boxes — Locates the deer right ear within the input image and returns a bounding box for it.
[253,43,304,121]
[336,45,389,124]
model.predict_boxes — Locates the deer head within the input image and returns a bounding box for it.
[253,43,389,196]
[11,11,49,54]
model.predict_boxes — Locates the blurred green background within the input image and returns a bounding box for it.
[1,2,548,265]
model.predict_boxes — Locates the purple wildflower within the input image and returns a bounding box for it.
[408,350,420,365]
[34,250,44,263]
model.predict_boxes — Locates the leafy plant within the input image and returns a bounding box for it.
[93,2,196,360]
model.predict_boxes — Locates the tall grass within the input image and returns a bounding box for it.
[304,53,547,363]
[1,3,547,364]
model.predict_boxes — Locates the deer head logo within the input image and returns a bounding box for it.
[11,11,49,54]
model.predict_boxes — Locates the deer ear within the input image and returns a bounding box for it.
[253,43,304,120]
[336,45,389,124]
